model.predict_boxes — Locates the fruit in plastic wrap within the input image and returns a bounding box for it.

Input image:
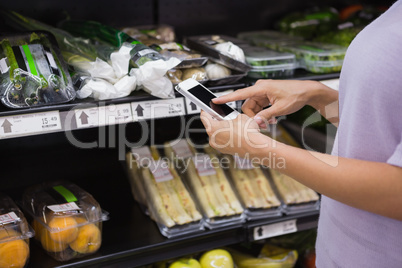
[230,244,298,268]
[48,216,79,244]
[199,249,234,268]
[40,229,68,253]
[69,223,101,254]
[0,230,29,268]
[169,258,202,268]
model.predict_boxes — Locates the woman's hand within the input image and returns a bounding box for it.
[200,110,272,157]
[212,79,336,128]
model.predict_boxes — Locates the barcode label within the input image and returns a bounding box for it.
[47,202,80,213]
[234,155,255,170]
[193,154,216,176]
[149,160,173,182]
[170,140,193,158]
[0,212,20,224]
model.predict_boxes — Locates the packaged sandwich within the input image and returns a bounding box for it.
[126,145,204,238]
[164,139,245,228]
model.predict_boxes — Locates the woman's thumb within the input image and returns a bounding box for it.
[254,106,280,125]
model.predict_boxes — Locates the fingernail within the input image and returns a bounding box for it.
[254,116,263,124]
[259,123,267,129]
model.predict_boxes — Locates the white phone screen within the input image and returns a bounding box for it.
[188,85,235,117]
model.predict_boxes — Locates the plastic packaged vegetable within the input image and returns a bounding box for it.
[58,19,181,98]
[0,31,75,108]
[185,35,251,73]
[0,193,34,268]
[242,46,297,79]
[126,145,204,238]
[164,139,245,229]
[21,181,109,261]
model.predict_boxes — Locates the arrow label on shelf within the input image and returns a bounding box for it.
[74,103,133,129]
[131,97,185,121]
[79,112,89,125]
[0,111,61,139]
[1,119,12,133]
[135,104,144,117]
[253,219,297,240]
[190,102,197,111]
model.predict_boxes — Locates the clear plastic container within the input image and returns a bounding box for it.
[277,41,347,73]
[0,31,76,109]
[266,169,320,215]
[243,46,296,67]
[21,181,108,262]
[164,140,245,229]
[126,146,204,238]
[237,30,303,50]
[184,35,251,73]
[243,46,297,79]
[0,194,34,268]
[217,153,283,220]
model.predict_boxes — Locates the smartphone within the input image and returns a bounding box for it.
[175,78,240,120]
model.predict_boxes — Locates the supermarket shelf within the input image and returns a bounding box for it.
[27,173,319,268]
[0,70,339,141]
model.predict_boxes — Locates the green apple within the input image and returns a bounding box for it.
[169,258,202,268]
[199,249,234,268]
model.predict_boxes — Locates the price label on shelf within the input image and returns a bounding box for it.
[75,103,133,128]
[0,110,61,139]
[185,89,236,115]
[253,219,297,240]
[131,98,185,121]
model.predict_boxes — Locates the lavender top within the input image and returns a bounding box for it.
[315,1,402,267]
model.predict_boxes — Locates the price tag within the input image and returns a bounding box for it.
[0,212,20,224]
[148,159,174,182]
[185,90,236,115]
[47,202,80,213]
[170,139,193,158]
[253,219,297,240]
[75,103,133,128]
[131,98,185,121]
[131,146,153,167]
[234,155,255,170]
[0,110,61,139]
[192,154,216,176]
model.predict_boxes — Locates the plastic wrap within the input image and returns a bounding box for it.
[126,146,204,238]
[21,181,108,262]
[0,194,34,268]
[217,153,283,220]
[242,46,297,79]
[185,35,251,73]
[276,41,346,73]
[0,31,75,108]
[164,139,245,229]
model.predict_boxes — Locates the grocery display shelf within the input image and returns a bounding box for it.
[26,169,319,268]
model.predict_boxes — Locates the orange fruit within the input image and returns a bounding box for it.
[48,216,78,244]
[0,233,29,268]
[41,229,68,253]
[69,223,101,254]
